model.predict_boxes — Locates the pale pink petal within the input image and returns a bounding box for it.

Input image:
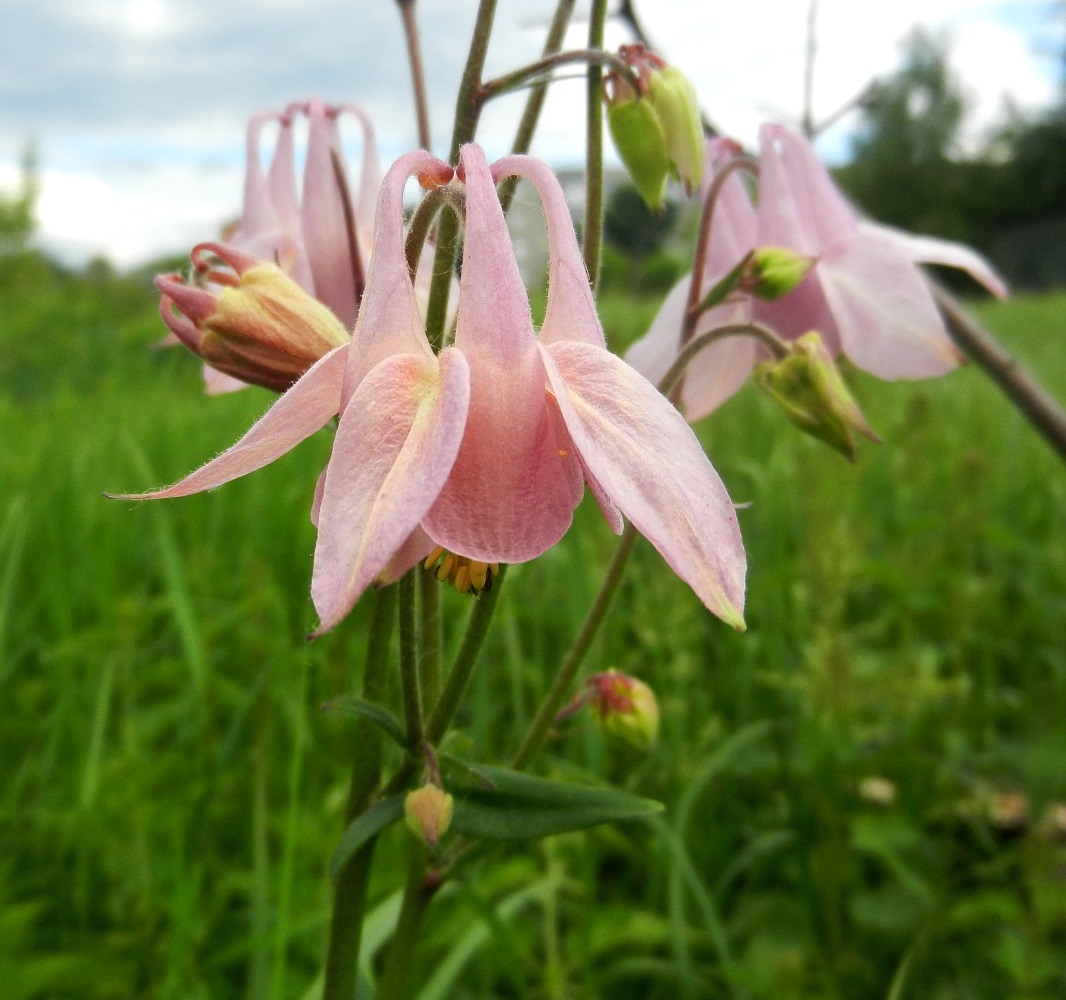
[302,99,360,329]
[624,279,761,422]
[757,124,855,255]
[336,102,383,242]
[268,104,303,236]
[421,145,577,562]
[702,160,757,283]
[110,345,347,500]
[819,229,964,379]
[490,154,604,349]
[342,149,452,403]
[203,366,248,396]
[865,222,1009,299]
[238,111,283,240]
[753,269,842,353]
[311,348,470,633]
[541,342,746,628]
[379,527,437,586]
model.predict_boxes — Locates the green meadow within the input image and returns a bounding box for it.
[2,250,1065,998]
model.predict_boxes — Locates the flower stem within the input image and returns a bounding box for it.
[396,0,432,150]
[498,0,579,214]
[375,847,437,1000]
[478,48,641,105]
[512,525,638,769]
[419,566,442,712]
[583,0,610,291]
[424,0,497,350]
[321,586,398,1000]
[660,322,789,399]
[398,570,424,751]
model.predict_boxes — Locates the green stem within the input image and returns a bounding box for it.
[399,570,424,748]
[583,0,609,290]
[498,0,579,214]
[397,0,432,150]
[478,48,641,105]
[375,848,437,1000]
[419,567,442,713]
[321,586,398,1000]
[660,322,789,399]
[423,0,497,350]
[512,526,638,769]
[383,566,508,796]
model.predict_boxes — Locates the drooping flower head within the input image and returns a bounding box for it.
[117,144,747,636]
[157,100,381,392]
[626,124,1008,422]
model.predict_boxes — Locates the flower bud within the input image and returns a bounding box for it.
[606,45,704,210]
[755,331,881,460]
[646,65,704,196]
[404,784,454,848]
[157,241,350,393]
[743,246,815,301]
[587,670,660,751]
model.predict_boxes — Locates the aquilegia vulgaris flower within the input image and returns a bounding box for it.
[626,124,1008,422]
[114,144,746,635]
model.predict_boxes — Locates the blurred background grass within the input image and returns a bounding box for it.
[1,250,1065,999]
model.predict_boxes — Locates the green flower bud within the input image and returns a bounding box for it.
[755,331,881,460]
[647,65,704,196]
[588,670,660,751]
[744,246,816,301]
[607,98,671,212]
[404,784,454,849]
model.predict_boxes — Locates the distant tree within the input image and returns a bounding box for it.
[835,29,975,241]
[0,143,39,253]
[603,182,678,257]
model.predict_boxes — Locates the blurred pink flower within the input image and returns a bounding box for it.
[121,145,746,634]
[626,124,1008,422]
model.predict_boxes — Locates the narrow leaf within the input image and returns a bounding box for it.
[449,766,663,840]
[329,796,405,881]
[322,695,410,751]
[695,251,752,315]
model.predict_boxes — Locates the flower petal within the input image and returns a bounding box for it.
[311,347,470,633]
[757,124,856,255]
[490,154,604,349]
[865,222,1009,299]
[109,344,347,500]
[541,341,746,628]
[342,149,451,404]
[419,145,578,563]
[819,228,964,378]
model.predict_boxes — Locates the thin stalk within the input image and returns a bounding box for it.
[661,322,789,399]
[935,285,1066,464]
[329,149,366,306]
[478,48,641,105]
[419,567,442,712]
[399,569,424,748]
[375,848,437,1000]
[583,0,610,291]
[498,0,579,214]
[322,586,398,1000]
[383,567,508,796]
[404,186,463,280]
[423,0,497,350]
[512,525,639,769]
[397,0,432,150]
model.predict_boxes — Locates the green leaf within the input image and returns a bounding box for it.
[439,752,498,790]
[328,796,406,882]
[321,695,410,751]
[695,251,752,314]
[448,766,663,840]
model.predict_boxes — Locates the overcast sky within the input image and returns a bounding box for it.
[0,0,1061,267]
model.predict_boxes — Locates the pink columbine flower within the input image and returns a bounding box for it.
[626,124,1008,422]
[117,144,746,635]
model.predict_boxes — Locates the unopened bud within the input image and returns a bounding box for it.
[646,65,704,196]
[755,331,881,460]
[606,45,704,210]
[587,670,660,751]
[744,246,815,301]
[157,241,350,393]
[404,784,454,848]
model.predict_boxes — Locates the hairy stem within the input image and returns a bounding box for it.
[583,0,610,291]
[321,586,397,1000]
[375,848,437,1000]
[397,0,432,150]
[399,569,424,749]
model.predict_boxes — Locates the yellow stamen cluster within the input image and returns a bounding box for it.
[423,546,500,595]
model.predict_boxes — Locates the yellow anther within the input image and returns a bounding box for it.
[424,548,499,596]
[424,545,446,570]
[437,554,457,583]
[469,561,488,592]
[558,449,569,458]
[454,565,472,593]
